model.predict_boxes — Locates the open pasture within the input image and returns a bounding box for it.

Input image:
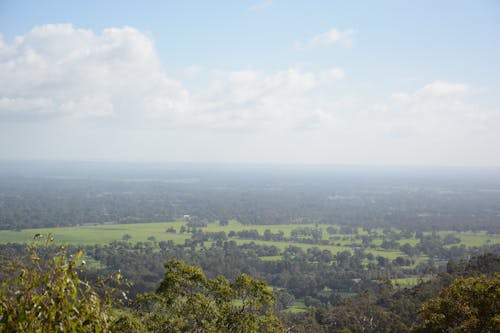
[0,220,498,263]
[0,222,190,245]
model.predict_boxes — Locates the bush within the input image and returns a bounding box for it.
[0,234,123,332]
[415,273,500,332]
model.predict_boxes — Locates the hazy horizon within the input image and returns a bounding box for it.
[1,1,500,166]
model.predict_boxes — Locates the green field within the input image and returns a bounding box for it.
[0,221,191,245]
[0,221,498,264]
[285,299,308,313]
[392,276,432,288]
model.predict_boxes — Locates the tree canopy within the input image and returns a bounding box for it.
[415,273,500,333]
[136,259,283,332]
[0,239,284,333]
[0,235,121,332]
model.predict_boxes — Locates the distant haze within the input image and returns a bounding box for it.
[1,1,499,166]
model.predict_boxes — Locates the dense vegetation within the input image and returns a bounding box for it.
[0,236,283,332]
[1,162,499,331]
[1,237,499,332]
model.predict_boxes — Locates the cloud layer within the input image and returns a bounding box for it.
[0,24,187,121]
[0,24,498,165]
[0,24,346,130]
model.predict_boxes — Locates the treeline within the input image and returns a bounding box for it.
[1,171,500,232]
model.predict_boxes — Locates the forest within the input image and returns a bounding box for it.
[1,161,499,332]
[1,161,499,233]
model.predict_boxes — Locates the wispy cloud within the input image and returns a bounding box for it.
[415,80,469,97]
[296,28,353,49]
[248,0,272,11]
[149,67,346,130]
[375,80,500,137]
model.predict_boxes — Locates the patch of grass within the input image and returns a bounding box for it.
[397,238,420,246]
[368,249,406,260]
[392,276,431,288]
[455,232,495,247]
[284,299,308,313]
[337,292,357,299]
[259,255,282,261]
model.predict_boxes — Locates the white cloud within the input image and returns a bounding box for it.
[389,80,470,113]
[177,65,202,80]
[298,28,353,49]
[182,67,345,130]
[318,68,345,82]
[0,97,54,115]
[376,80,499,137]
[415,80,469,97]
[0,24,347,131]
[0,24,188,121]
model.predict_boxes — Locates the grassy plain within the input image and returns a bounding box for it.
[0,221,498,264]
[0,221,190,245]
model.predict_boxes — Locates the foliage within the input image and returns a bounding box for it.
[109,310,146,333]
[282,310,326,333]
[0,234,123,332]
[315,290,408,333]
[0,237,285,332]
[135,259,284,332]
[415,273,500,333]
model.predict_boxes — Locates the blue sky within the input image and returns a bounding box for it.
[1,1,499,165]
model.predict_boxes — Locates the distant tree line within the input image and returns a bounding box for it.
[1,175,499,233]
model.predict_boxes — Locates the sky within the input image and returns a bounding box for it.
[0,1,499,166]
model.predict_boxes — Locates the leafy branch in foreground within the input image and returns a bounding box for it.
[0,236,285,333]
[0,234,125,332]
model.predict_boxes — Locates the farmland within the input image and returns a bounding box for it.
[1,220,498,266]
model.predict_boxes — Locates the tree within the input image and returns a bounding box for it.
[276,290,295,310]
[165,227,176,233]
[415,273,500,332]
[315,292,407,333]
[0,235,123,332]
[136,259,284,332]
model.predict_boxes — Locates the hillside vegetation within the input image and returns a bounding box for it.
[1,236,499,332]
